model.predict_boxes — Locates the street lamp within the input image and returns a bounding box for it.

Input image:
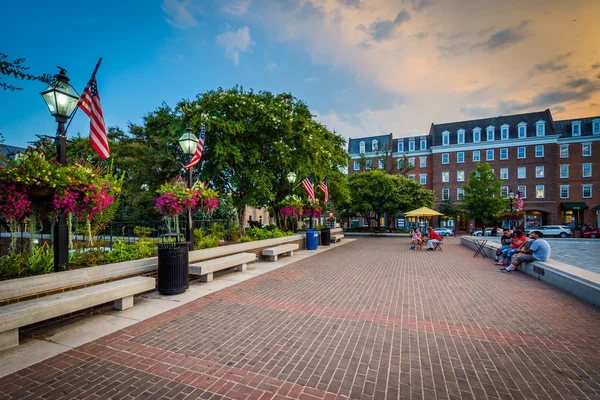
[41,67,80,272]
[508,189,515,228]
[178,127,199,250]
[286,172,297,232]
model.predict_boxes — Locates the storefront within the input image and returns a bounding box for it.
[594,205,600,229]
[524,211,543,230]
[561,202,589,227]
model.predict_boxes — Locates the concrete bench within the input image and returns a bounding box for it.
[330,228,344,243]
[189,252,256,282]
[0,276,155,352]
[262,244,299,261]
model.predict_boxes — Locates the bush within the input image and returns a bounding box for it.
[134,226,155,239]
[194,229,220,250]
[0,243,54,281]
[238,226,294,242]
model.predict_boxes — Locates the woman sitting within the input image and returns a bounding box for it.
[495,230,527,266]
[411,229,423,250]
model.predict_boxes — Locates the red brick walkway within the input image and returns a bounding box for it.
[1,237,600,399]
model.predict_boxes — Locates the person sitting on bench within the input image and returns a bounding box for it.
[499,231,550,273]
[426,226,442,250]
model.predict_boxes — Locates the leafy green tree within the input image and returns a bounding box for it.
[438,197,461,227]
[0,53,51,91]
[462,162,504,231]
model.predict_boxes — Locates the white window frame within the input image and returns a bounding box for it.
[560,144,569,158]
[457,129,465,144]
[518,122,527,138]
[409,140,415,152]
[409,157,415,167]
[442,131,450,146]
[535,145,544,157]
[420,139,427,150]
[517,185,526,199]
[486,126,495,141]
[419,157,426,168]
[583,163,592,178]
[500,186,509,197]
[442,188,450,201]
[363,217,369,227]
[583,184,592,198]
[457,152,464,163]
[572,121,581,136]
[536,120,545,137]
[378,158,384,169]
[582,143,592,157]
[408,174,416,182]
[536,166,545,178]
[559,185,569,199]
[560,164,569,179]
[442,153,449,164]
[398,142,404,152]
[593,119,600,135]
[501,124,509,140]
[372,139,379,152]
[500,148,508,160]
[473,128,481,143]
[442,171,449,183]
[473,151,480,162]
[365,160,372,170]
[353,161,360,171]
[518,167,526,179]
[517,147,526,159]
[457,188,464,200]
[500,168,508,180]
[457,170,465,182]
[419,174,427,185]
[536,185,545,199]
[359,141,365,154]
[397,158,404,169]
[486,149,494,161]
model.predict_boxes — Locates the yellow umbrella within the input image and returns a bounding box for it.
[404,206,444,217]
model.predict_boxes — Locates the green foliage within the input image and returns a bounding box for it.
[193,229,220,249]
[0,243,54,281]
[209,223,225,240]
[0,53,52,92]
[462,163,505,229]
[239,226,293,242]
[134,225,155,238]
[103,239,156,264]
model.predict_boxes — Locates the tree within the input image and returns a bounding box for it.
[462,163,505,231]
[0,53,51,91]
[438,197,461,227]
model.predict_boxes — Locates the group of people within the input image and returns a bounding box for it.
[493,228,551,273]
[410,226,443,250]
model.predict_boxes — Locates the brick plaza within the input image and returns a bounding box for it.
[1,237,599,399]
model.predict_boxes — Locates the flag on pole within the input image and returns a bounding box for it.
[301,176,315,202]
[78,77,110,159]
[183,120,206,171]
[515,191,524,210]
[317,178,329,204]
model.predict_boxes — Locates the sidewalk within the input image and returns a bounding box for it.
[1,237,600,399]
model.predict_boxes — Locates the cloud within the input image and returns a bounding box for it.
[216,26,255,66]
[162,0,200,29]
[266,62,277,70]
[553,105,566,113]
[404,0,431,12]
[221,0,251,15]
[415,32,428,40]
[304,77,319,83]
[460,104,494,118]
[593,63,600,69]
[337,0,361,8]
[362,9,411,41]
[474,22,530,52]
[532,53,571,75]
[566,78,590,88]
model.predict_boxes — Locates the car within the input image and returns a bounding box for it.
[433,227,454,236]
[583,229,600,238]
[474,228,494,236]
[526,225,572,238]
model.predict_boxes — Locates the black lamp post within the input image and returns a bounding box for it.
[178,127,199,250]
[508,189,515,228]
[40,68,80,272]
[286,172,297,232]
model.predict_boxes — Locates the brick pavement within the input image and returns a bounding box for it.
[1,237,600,399]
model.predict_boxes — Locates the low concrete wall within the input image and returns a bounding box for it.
[0,234,305,305]
[461,236,600,308]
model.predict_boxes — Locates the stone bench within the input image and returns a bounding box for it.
[262,244,299,262]
[330,228,344,243]
[189,253,256,282]
[0,276,155,352]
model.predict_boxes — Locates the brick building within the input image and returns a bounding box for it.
[346,110,600,230]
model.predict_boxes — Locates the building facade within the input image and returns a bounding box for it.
[347,110,600,230]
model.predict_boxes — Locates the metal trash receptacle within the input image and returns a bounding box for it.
[320,228,331,246]
[157,233,189,295]
[306,229,319,250]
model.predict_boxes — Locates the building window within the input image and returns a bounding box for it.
[536,185,545,199]
[486,149,494,161]
[473,151,480,162]
[397,158,404,169]
[409,157,415,167]
[420,139,427,150]
[535,145,544,157]
[518,185,526,199]
[582,143,592,157]
[583,163,592,178]
[518,167,526,179]
[442,131,450,146]
[500,186,509,197]
[536,121,545,137]
[593,119,600,134]
[560,164,569,179]
[442,171,449,182]
[517,147,526,159]
[353,161,360,171]
[419,157,426,168]
[442,153,449,164]
[486,127,494,141]
[457,170,465,182]
[408,174,416,181]
[500,168,508,180]
[359,141,365,154]
[442,188,450,201]
[409,140,415,152]
[378,158,384,169]
[560,185,569,199]
[457,188,464,200]
[572,121,581,136]
[583,184,592,198]
[365,160,372,170]
[518,123,527,138]
[536,166,544,178]
[560,144,569,158]
[372,139,379,152]
[473,128,481,143]
[398,142,404,152]
[500,148,508,160]
[501,125,509,140]
[457,152,464,163]
[457,130,465,144]
[419,174,427,185]
[363,217,368,227]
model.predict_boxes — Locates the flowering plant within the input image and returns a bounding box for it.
[280,195,304,217]
[154,178,219,217]
[496,209,525,220]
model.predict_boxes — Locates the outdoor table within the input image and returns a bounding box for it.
[472,239,488,258]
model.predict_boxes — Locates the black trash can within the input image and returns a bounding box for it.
[157,233,189,295]
[321,228,331,246]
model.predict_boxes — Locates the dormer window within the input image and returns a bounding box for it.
[572,121,581,136]
[473,128,481,143]
[593,119,600,135]
[359,141,365,154]
[420,139,427,150]
[536,120,545,137]
[486,126,495,141]
[517,122,527,138]
[409,140,415,151]
[501,124,509,140]
[442,131,450,146]
[398,141,404,152]
[457,129,465,144]
[372,139,379,152]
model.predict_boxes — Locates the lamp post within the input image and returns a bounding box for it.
[286,172,297,232]
[41,67,80,272]
[508,189,515,228]
[178,127,199,251]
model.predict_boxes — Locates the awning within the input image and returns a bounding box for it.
[561,202,589,211]
[593,205,600,211]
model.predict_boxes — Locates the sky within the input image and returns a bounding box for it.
[1,0,599,149]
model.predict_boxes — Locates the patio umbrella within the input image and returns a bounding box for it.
[404,207,444,217]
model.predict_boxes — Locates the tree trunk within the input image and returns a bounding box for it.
[237,206,246,234]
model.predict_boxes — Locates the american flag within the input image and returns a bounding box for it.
[515,191,524,210]
[301,176,315,203]
[183,120,206,171]
[78,77,109,159]
[317,178,328,204]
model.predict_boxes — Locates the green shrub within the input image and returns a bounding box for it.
[0,244,54,281]
[134,226,155,239]
[193,229,220,250]
[238,226,294,242]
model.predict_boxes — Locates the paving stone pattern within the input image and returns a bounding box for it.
[1,237,600,399]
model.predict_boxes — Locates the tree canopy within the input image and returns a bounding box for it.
[462,162,504,230]
[0,53,51,92]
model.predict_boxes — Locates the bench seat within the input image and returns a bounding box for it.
[0,276,155,352]
[189,253,256,282]
[262,244,299,262]
[331,234,344,243]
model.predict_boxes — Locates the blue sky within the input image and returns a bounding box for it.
[1,0,599,148]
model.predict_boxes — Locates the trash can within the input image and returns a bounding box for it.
[306,229,319,250]
[157,233,189,295]
[320,228,331,246]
